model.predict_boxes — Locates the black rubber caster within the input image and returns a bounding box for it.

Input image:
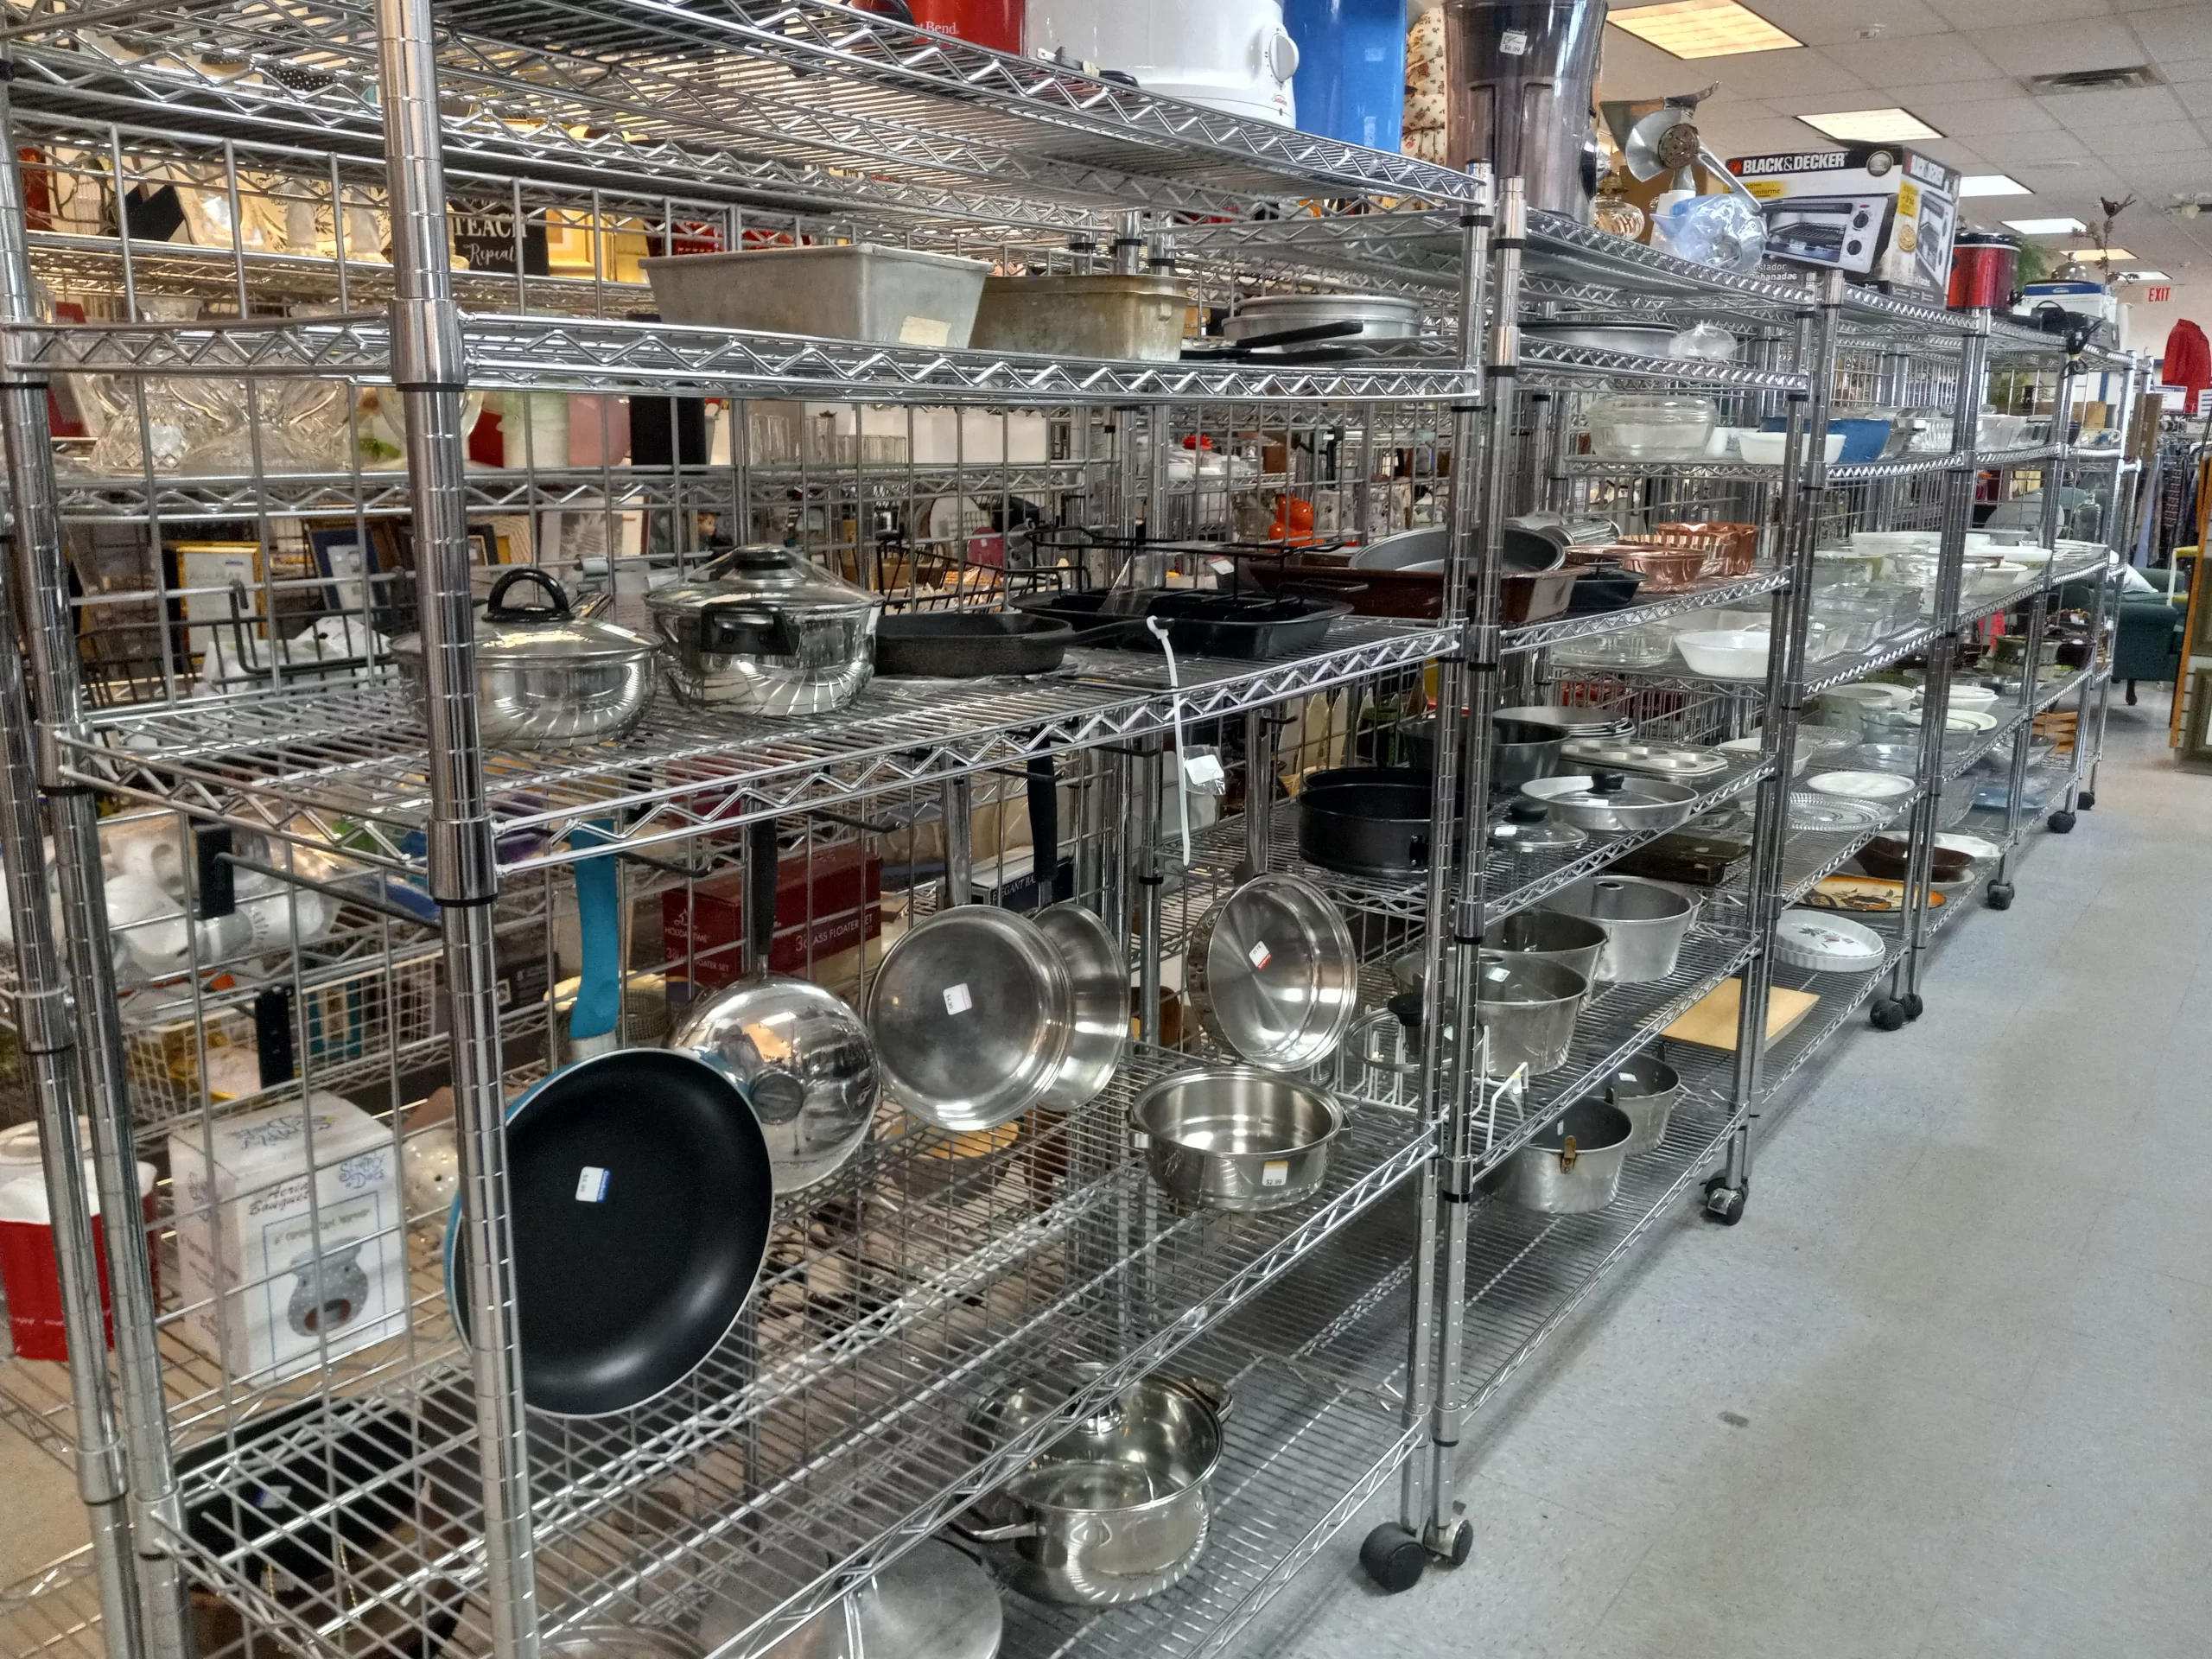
[1703,1173,1747,1226]
[1869,998,1907,1032]
[2079,790,2096,810]
[1901,992,1924,1021]
[2048,810,2076,834]
[1986,882,2015,911]
[1361,1523,1427,1593]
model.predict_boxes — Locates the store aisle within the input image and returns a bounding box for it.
[1258,690,2212,1659]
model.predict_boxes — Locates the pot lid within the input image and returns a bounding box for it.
[467,569,654,664]
[647,547,880,619]
[699,1540,1001,1659]
[1494,798,1586,852]
[1530,772,1698,808]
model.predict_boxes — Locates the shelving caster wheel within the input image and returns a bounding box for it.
[1424,1506,1473,1569]
[1869,997,1907,1032]
[2048,810,2076,834]
[1703,1174,1747,1227]
[2079,790,2096,810]
[1361,1523,1428,1593]
[1901,991,1924,1021]
[1986,882,2015,911]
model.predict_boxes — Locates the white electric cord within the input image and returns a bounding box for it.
[1147,615,1193,866]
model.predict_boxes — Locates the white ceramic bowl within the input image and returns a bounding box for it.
[1947,685,1999,715]
[1673,629,1770,678]
[1703,426,1758,458]
[1807,769,1915,803]
[1736,430,1846,466]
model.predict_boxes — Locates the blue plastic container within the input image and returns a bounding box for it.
[1285,0,1406,151]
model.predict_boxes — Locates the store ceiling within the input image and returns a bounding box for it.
[1597,1,2212,283]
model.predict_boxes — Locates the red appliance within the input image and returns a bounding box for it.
[0,1126,157,1363]
[906,0,1023,53]
[1948,232,2019,311]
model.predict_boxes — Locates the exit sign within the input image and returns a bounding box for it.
[2148,285,2173,303]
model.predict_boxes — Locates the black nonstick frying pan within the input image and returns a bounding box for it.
[445,1046,773,1416]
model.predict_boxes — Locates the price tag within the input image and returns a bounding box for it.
[575,1166,611,1204]
[1499,28,1529,54]
[942,982,973,1015]
[1247,939,1274,970]
[1262,1160,1290,1187]
[1182,751,1228,795]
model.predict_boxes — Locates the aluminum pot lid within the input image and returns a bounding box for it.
[647,547,880,620]
[397,568,653,665]
[865,906,1073,1133]
[1529,772,1698,809]
[697,1540,1001,1659]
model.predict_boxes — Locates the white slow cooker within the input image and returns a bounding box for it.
[1027,0,1300,126]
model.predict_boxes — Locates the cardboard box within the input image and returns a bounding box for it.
[170,1093,406,1384]
[661,843,882,989]
[1726,146,1959,293]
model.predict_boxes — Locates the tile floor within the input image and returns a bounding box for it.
[1237,690,2212,1658]
[2,692,2206,1659]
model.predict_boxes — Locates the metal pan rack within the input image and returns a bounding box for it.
[0,5,2140,1658]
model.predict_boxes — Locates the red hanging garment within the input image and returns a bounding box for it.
[2162,319,2210,416]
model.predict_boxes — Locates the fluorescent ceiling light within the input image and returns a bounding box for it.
[2064,247,2135,261]
[2121,270,2172,283]
[1958,175,2031,198]
[1609,0,1802,58]
[2003,216,2087,236]
[1798,107,1942,143]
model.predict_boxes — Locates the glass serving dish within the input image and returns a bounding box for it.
[1551,624,1676,671]
[1583,393,1718,461]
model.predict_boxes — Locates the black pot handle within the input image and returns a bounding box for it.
[1408,832,1429,867]
[702,601,800,658]
[484,566,572,624]
[1388,989,1424,1030]
[1590,770,1628,795]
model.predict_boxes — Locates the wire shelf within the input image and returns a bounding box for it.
[1501,571,1789,655]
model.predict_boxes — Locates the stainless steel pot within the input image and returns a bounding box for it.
[1187,873,1359,1071]
[866,906,1074,1132]
[1490,909,1608,987]
[971,272,1189,361]
[1129,1067,1344,1212]
[394,568,656,750]
[647,546,881,716]
[1033,901,1127,1111]
[1472,953,1587,1079]
[1597,1054,1679,1154]
[1520,772,1700,834]
[1479,1097,1633,1214]
[962,1369,1229,1607]
[1546,874,1700,983]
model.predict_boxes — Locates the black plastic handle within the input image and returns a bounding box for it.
[1027,753,1071,906]
[1590,771,1628,796]
[745,817,779,979]
[1408,832,1429,867]
[702,601,801,658]
[1388,989,1425,1029]
[484,566,572,624]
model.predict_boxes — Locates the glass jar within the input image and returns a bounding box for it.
[1583,393,1718,461]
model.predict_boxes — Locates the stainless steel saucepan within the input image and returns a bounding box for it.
[1129,1067,1344,1212]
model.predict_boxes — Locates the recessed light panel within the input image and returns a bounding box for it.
[1958,175,2031,198]
[2064,248,2135,262]
[1610,0,1802,59]
[1798,108,1942,143]
[2122,270,2173,283]
[2003,217,2087,236]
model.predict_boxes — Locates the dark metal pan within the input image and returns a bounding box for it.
[445,1046,773,1416]
[874,611,1077,677]
[1297,766,1452,880]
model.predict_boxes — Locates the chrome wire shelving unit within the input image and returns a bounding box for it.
[0,6,2142,1659]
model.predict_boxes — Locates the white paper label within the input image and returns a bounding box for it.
[1247,939,1274,971]
[575,1166,611,1204]
[1499,28,1529,54]
[899,315,953,346]
[1262,1160,1290,1187]
[1184,752,1228,795]
[942,982,973,1015]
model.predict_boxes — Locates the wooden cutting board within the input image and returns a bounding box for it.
[1661,977,1821,1052]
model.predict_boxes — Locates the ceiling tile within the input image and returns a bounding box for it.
[1683,48,1873,97]
[1927,97,2063,137]
[1974,129,2094,162]
[2175,78,2212,115]
[2122,3,2212,57]
[1745,0,1955,46]
[1932,0,2115,21]
[2063,119,2212,155]
[2162,58,2212,83]
[1965,17,2143,74]
[2037,84,2190,124]
[1822,31,2002,81]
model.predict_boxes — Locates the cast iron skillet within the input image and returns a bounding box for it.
[874,612,1076,677]
[446,1046,774,1416]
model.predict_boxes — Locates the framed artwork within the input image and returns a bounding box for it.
[163,539,261,662]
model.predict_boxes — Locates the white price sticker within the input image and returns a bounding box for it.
[1499,28,1529,54]
[942,982,973,1015]
[575,1166,611,1204]
[1261,1160,1290,1187]
[1247,939,1274,971]
[1183,752,1228,795]
[899,315,953,346]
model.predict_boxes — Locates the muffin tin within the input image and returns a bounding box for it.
[1558,739,1730,779]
